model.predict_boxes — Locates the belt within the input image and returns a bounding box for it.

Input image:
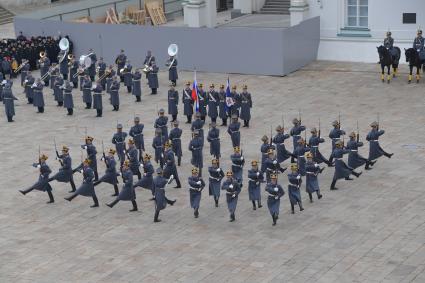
[230,130,239,133]
[192,147,201,150]
[94,92,102,95]
[2,97,13,100]
[172,138,180,140]
[133,133,143,136]
[83,88,91,90]
[157,125,166,128]
[289,184,299,188]
[248,178,259,182]
[190,187,201,191]
[293,135,301,137]
[232,163,243,168]
[268,193,278,198]
[350,150,358,152]
[298,156,304,158]
[334,158,342,160]
[133,79,140,82]
[371,140,379,142]
[306,172,315,175]
[209,138,220,141]
[311,146,318,148]
[64,92,72,94]
[209,176,221,181]
[332,138,340,140]
[115,141,124,144]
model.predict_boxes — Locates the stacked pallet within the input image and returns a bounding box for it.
[145,0,167,25]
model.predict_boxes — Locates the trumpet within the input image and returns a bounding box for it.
[98,70,111,81]
[72,67,85,79]
[14,61,27,73]
[41,65,58,81]
[142,64,153,74]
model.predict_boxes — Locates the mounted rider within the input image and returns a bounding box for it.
[413,29,425,60]
[384,31,397,58]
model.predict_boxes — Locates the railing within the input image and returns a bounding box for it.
[41,0,184,21]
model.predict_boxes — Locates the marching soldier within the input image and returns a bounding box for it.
[227,114,241,148]
[191,112,205,146]
[247,160,263,210]
[413,29,425,60]
[69,56,79,88]
[92,81,103,117]
[32,78,45,113]
[115,49,127,82]
[273,125,293,164]
[110,76,120,111]
[152,129,165,167]
[264,148,286,182]
[63,81,74,116]
[163,141,181,188]
[207,83,219,123]
[143,50,155,79]
[106,160,138,212]
[167,54,178,85]
[64,158,99,208]
[208,159,224,207]
[207,121,221,159]
[112,124,128,167]
[39,55,50,86]
[260,135,274,173]
[2,80,17,122]
[53,75,64,107]
[231,146,245,187]
[347,132,375,170]
[147,61,159,95]
[189,130,204,175]
[80,136,99,181]
[218,84,228,126]
[78,66,87,92]
[287,163,304,214]
[197,83,208,120]
[87,48,97,82]
[328,120,345,163]
[129,116,145,161]
[309,127,332,166]
[122,60,133,93]
[133,153,155,200]
[169,121,182,166]
[97,57,107,89]
[49,65,58,90]
[182,81,193,123]
[230,85,241,117]
[293,138,310,177]
[82,74,92,109]
[126,139,141,180]
[240,85,252,127]
[305,152,324,202]
[188,167,205,218]
[366,121,393,163]
[94,148,119,196]
[168,83,179,122]
[265,173,285,226]
[48,145,77,193]
[222,171,241,222]
[132,69,142,102]
[20,59,30,86]
[153,168,176,223]
[19,153,54,203]
[330,140,362,191]
[155,108,169,140]
[58,50,68,80]
[105,65,115,94]
[290,118,306,152]
[24,71,34,104]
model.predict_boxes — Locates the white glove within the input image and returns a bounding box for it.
[196,181,201,185]
[139,163,144,168]
[275,196,279,200]
[123,150,126,154]
[229,184,233,189]
[118,172,122,176]
[240,156,244,160]
[101,157,105,161]
[144,173,147,176]
[37,164,41,168]
[273,160,277,164]
[296,175,301,180]
[83,146,87,150]
[315,164,319,167]
[24,79,28,83]
[274,187,278,192]
[216,168,221,172]
[161,153,164,158]
[232,194,236,198]
[256,172,260,176]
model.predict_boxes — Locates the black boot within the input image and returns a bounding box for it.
[214,197,219,207]
[19,188,32,195]
[365,161,372,170]
[91,195,99,207]
[130,200,138,212]
[330,179,338,190]
[299,202,304,211]
[252,200,256,210]
[177,157,181,166]
[69,179,77,193]
[229,213,235,222]
[166,198,176,205]
[272,214,277,226]
[67,108,73,115]
[291,204,295,214]
[58,101,63,107]
[257,200,262,208]
[385,152,394,158]
[64,193,77,202]
[154,209,161,222]
[308,193,313,203]
[94,171,99,181]
[136,96,141,102]
[112,184,119,196]
[194,208,199,218]
[96,109,102,117]
[7,115,13,122]
[47,191,54,203]
[174,178,182,188]
[345,176,354,181]
[317,191,323,199]
[353,171,362,178]
[85,103,91,109]
[106,198,119,208]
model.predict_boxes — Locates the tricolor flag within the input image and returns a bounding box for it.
[191,70,199,113]
[225,77,234,112]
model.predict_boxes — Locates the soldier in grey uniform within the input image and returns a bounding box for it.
[218,84,228,126]
[330,140,362,191]
[207,121,220,159]
[247,160,264,210]
[143,50,155,79]
[122,60,133,93]
[191,112,205,146]
[129,116,145,161]
[2,80,17,122]
[384,31,397,57]
[58,51,69,80]
[273,125,293,164]
[265,173,285,226]
[49,145,77,192]
[88,48,97,82]
[167,55,178,85]
[207,83,219,123]
[39,56,50,86]
[24,71,34,104]
[32,78,45,113]
[97,57,107,90]
[126,139,141,180]
[413,29,425,60]
[20,59,30,86]
[222,171,241,222]
[132,69,142,102]
[163,141,181,188]
[189,130,204,176]
[94,148,119,196]
[106,160,138,212]
[63,81,74,116]
[240,85,252,127]
[208,158,224,207]
[92,81,103,117]
[19,153,54,203]
[169,121,182,166]
[152,128,165,167]
[260,135,274,173]
[154,108,169,141]
[346,131,375,170]
[227,114,241,148]
[153,167,176,222]
[231,146,245,187]
[290,118,306,153]
[82,74,92,109]
[309,127,332,166]
[147,61,159,95]
[328,120,345,163]
[168,83,179,122]
[112,124,128,167]
[115,49,127,82]
[182,81,193,123]
[197,83,208,121]
[287,163,303,214]
[49,65,58,90]
[188,167,205,218]
[305,152,324,203]
[53,75,64,107]
[69,57,79,88]
[80,136,99,181]
[264,148,286,183]
[105,65,115,94]
[230,85,241,117]
[110,76,120,111]
[366,121,393,163]
[133,153,155,200]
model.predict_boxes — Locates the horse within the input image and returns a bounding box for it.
[377,45,400,84]
[405,48,425,83]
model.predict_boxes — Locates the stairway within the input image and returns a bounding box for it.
[260,0,291,15]
[0,5,14,25]
[227,0,233,9]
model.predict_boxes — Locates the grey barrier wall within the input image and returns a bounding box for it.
[14,16,320,76]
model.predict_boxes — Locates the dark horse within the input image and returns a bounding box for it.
[405,48,425,83]
[377,45,400,84]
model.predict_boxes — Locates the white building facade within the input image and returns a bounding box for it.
[306,0,425,62]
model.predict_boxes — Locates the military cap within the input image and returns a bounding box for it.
[332,120,339,127]
[169,82,176,87]
[310,127,317,133]
[173,120,179,126]
[251,160,258,166]
[242,84,248,89]
[270,173,278,179]
[85,136,94,142]
[370,121,379,127]
[40,154,48,160]
[267,148,274,154]
[192,167,199,174]
[220,84,225,88]
[349,131,356,138]
[386,31,392,36]
[158,108,165,114]
[275,125,283,132]
[198,83,203,87]
[128,138,135,145]
[305,152,313,158]
[123,160,130,167]
[335,140,344,147]
[109,148,116,154]
[62,146,69,152]
[117,123,123,129]
[134,116,140,122]
[156,167,163,174]
[292,118,299,124]
[226,171,233,177]
[209,83,215,88]
[143,153,152,160]
[234,146,241,152]
[212,158,219,164]
[195,112,201,118]
[232,85,237,90]
[164,140,172,148]
[261,135,269,142]
[418,29,423,34]
[290,163,298,170]
[185,81,191,85]
[83,158,91,165]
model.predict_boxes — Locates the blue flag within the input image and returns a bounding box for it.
[225,77,234,112]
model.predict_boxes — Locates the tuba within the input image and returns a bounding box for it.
[165,44,178,70]
[72,55,92,78]
[58,38,70,63]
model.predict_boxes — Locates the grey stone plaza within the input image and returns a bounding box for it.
[1,61,424,282]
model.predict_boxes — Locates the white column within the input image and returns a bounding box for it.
[289,0,309,26]
[205,0,217,28]
[234,0,253,14]
[183,0,207,27]
[252,0,266,13]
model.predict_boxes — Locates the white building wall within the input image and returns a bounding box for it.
[306,0,425,62]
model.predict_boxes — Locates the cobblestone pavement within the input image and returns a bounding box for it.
[0,61,424,283]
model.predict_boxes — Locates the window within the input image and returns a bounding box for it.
[347,0,368,28]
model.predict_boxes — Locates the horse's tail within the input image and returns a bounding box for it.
[394,47,401,62]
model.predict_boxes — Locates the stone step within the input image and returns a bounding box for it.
[260,9,290,15]
[263,4,290,8]
[0,6,14,25]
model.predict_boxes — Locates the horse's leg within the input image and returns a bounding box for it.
[381,65,385,82]
[392,61,397,77]
[387,65,391,83]
[417,66,420,83]
[409,65,412,83]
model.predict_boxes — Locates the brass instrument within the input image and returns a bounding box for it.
[58,38,69,64]
[165,44,178,70]
[41,65,58,81]
[39,51,46,59]
[72,55,92,79]
[98,69,111,81]
[14,60,27,73]
[142,64,153,74]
